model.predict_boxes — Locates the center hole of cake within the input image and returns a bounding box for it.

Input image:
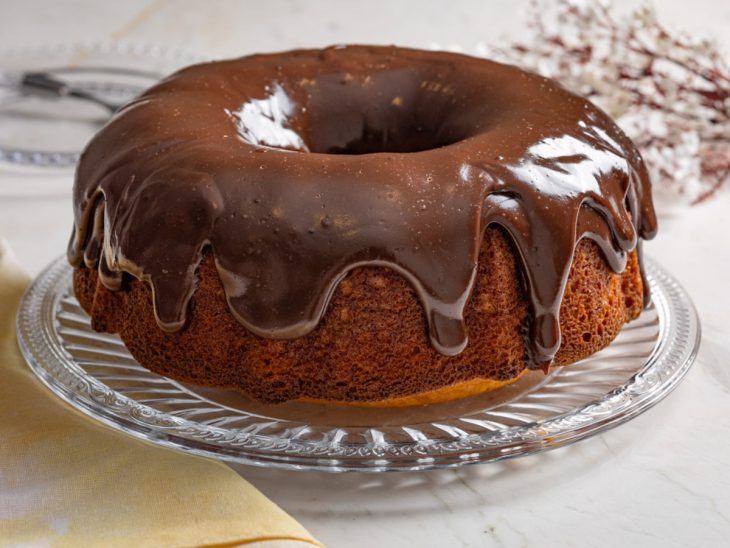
[230,72,473,155]
[312,119,461,155]
[305,71,469,155]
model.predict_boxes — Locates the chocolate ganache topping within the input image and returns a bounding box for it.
[68,45,657,369]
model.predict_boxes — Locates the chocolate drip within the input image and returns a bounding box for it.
[68,46,657,368]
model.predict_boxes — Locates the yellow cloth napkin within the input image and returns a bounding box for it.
[0,240,320,548]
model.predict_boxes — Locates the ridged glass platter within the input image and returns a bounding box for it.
[17,255,699,472]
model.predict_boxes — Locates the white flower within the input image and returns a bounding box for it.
[474,0,730,205]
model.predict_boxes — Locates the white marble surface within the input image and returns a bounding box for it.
[1,1,729,546]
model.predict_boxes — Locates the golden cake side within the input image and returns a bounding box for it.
[74,229,643,404]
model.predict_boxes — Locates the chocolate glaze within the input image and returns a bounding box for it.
[68,46,657,368]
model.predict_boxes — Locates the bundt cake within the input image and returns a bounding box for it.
[68,45,657,405]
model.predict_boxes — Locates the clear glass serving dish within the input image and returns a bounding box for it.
[16,255,700,472]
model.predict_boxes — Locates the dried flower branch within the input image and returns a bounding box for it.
[471,0,730,204]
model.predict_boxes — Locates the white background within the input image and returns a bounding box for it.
[1,1,729,546]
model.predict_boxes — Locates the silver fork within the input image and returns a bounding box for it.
[18,72,129,113]
[0,65,160,112]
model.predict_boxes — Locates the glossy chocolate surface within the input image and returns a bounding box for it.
[69,45,657,367]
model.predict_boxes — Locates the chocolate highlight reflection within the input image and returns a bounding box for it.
[69,46,657,403]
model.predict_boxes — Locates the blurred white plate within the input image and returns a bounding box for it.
[0,42,202,197]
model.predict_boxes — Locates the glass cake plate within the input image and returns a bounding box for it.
[17,255,700,472]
